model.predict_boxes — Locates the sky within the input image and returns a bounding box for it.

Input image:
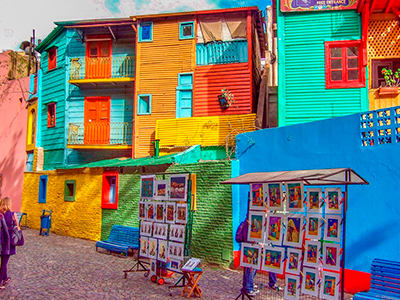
[0,0,271,51]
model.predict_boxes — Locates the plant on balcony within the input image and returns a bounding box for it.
[218,88,235,109]
[380,68,400,95]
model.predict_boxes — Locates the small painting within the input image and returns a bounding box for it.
[146,202,155,221]
[324,216,342,243]
[323,243,341,271]
[169,174,188,201]
[262,245,285,275]
[283,214,303,248]
[140,237,148,258]
[140,221,153,237]
[154,180,168,200]
[305,216,322,240]
[320,271,340,300]
[304,240,321,268]
[301,267,319,297]
[285,248,302,275]
[176,203,188,224]
[155,202,165,222]
[284,274,300,300]
[324,188,342,214]
[139,201,146,220]
[306,188,322,213]
[165,202,176,224]
[148,238,158,259]
[168,241,184,260]
[153,223,168,240]
[169,224,185,243]
[140,175,155,199]
[247,211,265,243]
[250,183,266,211]
[265,214,284,246]
[168,259,183,272]
[240,242,261,269]
[286,182,304,212]
[266,182,283,210]
[157,239,168,262]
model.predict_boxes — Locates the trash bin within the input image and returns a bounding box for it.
[40,209,52,236]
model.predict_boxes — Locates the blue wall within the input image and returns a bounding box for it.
[235,108,400,273]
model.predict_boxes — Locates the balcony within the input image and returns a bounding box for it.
[67,122,133,149]
[196,40,248,66]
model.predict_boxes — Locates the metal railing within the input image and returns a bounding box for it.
[68,122,133,146]
[196,40,248,65]
[70,56,135,80]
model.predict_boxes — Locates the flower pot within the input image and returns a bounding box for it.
[218,95,230,109]
[379,87,399,95]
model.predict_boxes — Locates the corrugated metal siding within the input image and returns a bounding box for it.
[279,10,368,126]
[194,63,252,116]
[135,16,195,158]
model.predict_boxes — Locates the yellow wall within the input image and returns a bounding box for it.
[135,16,196,158]
[21,168,103,241]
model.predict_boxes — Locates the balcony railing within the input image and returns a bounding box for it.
[70,56,135,80]
[196,40,248,66]
[68,122,133,146]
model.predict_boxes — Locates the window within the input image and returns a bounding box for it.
[139,22,153,42]
[325,40,365,89]
[64,180,76,202]
[26,152,34,172]
[371,59,400,88]
[48,47,57,71]
[137,94,151,115]
[179,22,195,40]
[47,103,56,128]
[27,108,36,145]
[102,171,119,209]
[38,175,48,203]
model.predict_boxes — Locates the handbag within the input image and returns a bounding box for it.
[10,214,24,246]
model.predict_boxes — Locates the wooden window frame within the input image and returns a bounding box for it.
[102,171,119,209]
[139,22,153,42]
[371,59,400,89]
[47,102,56,128]
[137,94,152,115]
[179,21,195,40]
[85,36,112,58]
[48,47,57,71]
[64,180,76,202]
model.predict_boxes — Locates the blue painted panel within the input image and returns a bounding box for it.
[38,175,48,203]
[196,40,248,66]
[177,90,193,118]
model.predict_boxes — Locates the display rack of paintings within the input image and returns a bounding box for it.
[320,271,340,300]
[301,267,319,297]
[285,248,302,275]
[140,175,156,199]
[324,188,342,214]
[240,242,261,269]
[304,240,321,268]
[250,183,266,211]
[154,180,168,200]
[265,213,284,245]
[169,174,188,201]
[305,216,322,240]
[323,243,341,271]
[286,182,304,212]
[165,202,175,224]
[247,211,265,243]
[324,216,342,243]
[306,188,323,213]
[262,245,285,275]
[283,214,303,248]
[284,274,301,300]
[266,182,283,211]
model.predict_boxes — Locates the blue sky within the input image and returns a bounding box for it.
[0,0,271,51]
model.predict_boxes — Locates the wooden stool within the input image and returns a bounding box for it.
[181,270,203,298]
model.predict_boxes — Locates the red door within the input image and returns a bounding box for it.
[85,40,111,79]
[84,97,110,144]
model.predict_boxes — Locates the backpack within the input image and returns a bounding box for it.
[235,221,247,243]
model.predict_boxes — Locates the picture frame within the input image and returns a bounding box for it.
[176,203,188,224]
[266,182,283,211]
[285,248,302,275]
[148,238,158,259]
[320,271,340,300]
[138,201,146,220]
[247,211,265,243]
[323,243,341,271]
[262,245,285,275]
[305,216,322,240]
[157,239,168,262]
[301,267,319,297]
[169,174,188,201]
[168,241,184,260]
[240,242,261,270]
[140,221,153,237]
[139,237,149,258]
[165,202,176,224]
[286,182,304,212]
[323,216,342,243]
[283,214,303,248]
[303,240,321,268]
[146,202,155,221]
[155,202,165,223]
[140,175,156,199]
[265,213,284,246]
[250,183,266,211]
[168,259,183,272]
[153,222,168,239]
[324,188,342,214]
[306,188,323,213]
[284,274,301,300]
[182,258,201,272]
[154,179,168,200]
[169,224,185,243]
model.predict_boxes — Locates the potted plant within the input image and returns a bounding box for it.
[380,68,400,95]
[218,88,234,109]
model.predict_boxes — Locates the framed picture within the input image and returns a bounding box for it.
[176,203,188,224]
[305,216,322,240]
[250,183,266,211]
[168,241,184,260]
[154,180,168,200]
[261,245,285,275]
[148,238,158,259]
[265,214,284,246]
[266,182,283,210]
[139,237,148,258]
[286,182,304,212]
[168,259,183,272]
[324,216,342,243]
[283,214,303,248]
[301,267,319,297]
[153,223,168,239]
[169,174,188,201]
[247,211,265,243]
[285,248,302,275]
[306,188,322,213]
[182,258,201,272]
[323,243,341,271]
[140,221,153,237]
[155,202,165,222]
[169,224,185,243]
[138,201,146,220]
[165,202,176,224]
[284,274,301,300]
[304,240,321,268]
[146,202,155,221]
[157,239,168,262]
[240,242,261,270]
[320,271,340,300]
[324,188,342,214]
[140,175,155,199]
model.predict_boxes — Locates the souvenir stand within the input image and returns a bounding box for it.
[222,168,368,300]
[123,172,195,290]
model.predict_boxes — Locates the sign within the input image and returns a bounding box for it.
[280,0,358,12]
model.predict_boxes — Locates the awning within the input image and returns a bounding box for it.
[221,168,368,186]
